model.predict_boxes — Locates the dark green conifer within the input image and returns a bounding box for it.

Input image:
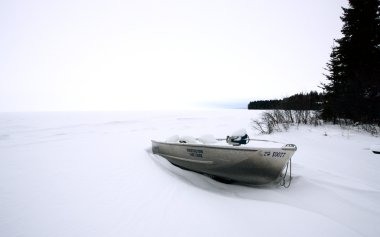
[322,0,380,124]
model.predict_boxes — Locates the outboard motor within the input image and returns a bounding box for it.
[226,133,250,146]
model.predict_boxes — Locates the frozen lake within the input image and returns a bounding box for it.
[1,109,380,237]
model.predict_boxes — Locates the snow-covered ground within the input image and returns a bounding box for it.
[1,109,379,237]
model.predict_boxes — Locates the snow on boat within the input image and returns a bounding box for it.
[152,129,297,185]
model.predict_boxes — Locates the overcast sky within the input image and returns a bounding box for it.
[0,0,347,111]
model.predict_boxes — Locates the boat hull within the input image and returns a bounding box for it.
[151,140,297,185]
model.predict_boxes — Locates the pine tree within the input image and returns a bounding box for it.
[322,0,380,124]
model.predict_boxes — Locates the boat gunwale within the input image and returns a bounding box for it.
[151,140,263,151]
[151,140,297,152]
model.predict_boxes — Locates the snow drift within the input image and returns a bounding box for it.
[1,110,380,237]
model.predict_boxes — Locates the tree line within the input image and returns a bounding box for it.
[248,91,323,110]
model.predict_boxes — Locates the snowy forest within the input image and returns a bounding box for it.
[249,0,380,125]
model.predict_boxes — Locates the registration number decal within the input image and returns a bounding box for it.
[187,148,203,158]
[272,152,286,158]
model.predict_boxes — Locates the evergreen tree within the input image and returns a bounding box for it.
[322,0,380,124]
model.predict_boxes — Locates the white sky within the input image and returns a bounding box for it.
[0,0,347,111]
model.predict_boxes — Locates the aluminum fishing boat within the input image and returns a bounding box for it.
[151,131,297,185]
